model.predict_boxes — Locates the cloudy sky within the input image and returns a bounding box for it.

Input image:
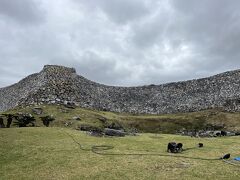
[0,0,240,87]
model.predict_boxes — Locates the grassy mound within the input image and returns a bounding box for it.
[1,104,240,133]
[0,127,240,179]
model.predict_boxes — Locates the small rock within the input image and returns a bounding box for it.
[72,116,81,121]
[97,116,107,123]
[64,102,76,109]
[32,107,43,115]
[64,121,73,127]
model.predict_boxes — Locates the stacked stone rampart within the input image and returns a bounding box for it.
[0,65,240,114]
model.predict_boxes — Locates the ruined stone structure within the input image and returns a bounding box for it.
[0,65,240,114]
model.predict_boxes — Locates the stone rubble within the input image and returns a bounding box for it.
[1,65,240,114]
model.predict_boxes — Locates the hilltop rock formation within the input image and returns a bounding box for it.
[1,65,240,114]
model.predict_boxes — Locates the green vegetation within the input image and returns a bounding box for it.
[0,127,240,179]
[40,115,55,127]
[1,104,240,133]
[13,114,36,127]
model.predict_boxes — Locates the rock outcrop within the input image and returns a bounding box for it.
[1,65,240,114]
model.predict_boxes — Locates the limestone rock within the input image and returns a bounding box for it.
[32,107,43,115]
[72,116,81,121]
[104,128,125,137]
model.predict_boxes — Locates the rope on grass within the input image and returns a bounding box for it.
[222,159,240,167]
[62,130,222,161]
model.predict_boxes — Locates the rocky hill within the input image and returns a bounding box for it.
[1,65,240,114]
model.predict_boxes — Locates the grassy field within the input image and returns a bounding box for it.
[2,104,240,133]
[0,127,240,180]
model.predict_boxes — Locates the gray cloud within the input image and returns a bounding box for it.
[0,0,44,24]
[169,0,240,67]
[1,0,240,88]
[78,0,151,24]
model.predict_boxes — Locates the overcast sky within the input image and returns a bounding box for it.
[0,0,240,87]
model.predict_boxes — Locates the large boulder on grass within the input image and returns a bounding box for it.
[104,128,125,137]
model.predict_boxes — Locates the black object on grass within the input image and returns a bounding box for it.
[198,143,203,148]
[221,153,231,159]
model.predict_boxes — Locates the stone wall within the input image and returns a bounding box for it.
[1,65,240,114]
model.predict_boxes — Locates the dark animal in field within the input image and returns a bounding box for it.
[167,142,177,153]
[176,143,183,152]
[198,143,203,148]
[167,142,183,153]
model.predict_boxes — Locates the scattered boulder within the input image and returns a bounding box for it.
[64,102,76,109]
[77,124,126,137]
[226,131,236,136]
[104,128,125,137]
[182,129,239,137]
[88,131,104,137]
[72,116,81,121]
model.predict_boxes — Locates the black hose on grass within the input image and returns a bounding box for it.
[222,159,240,167]
[60,129,240,166]
[63,130,222,161]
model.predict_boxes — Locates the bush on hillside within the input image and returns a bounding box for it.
[40,115,55,127]
[13,113,36,127]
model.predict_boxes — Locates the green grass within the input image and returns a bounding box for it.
[2,104,240,133]
[0,127,240,180]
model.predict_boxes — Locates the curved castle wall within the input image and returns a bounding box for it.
[1,65,240,114]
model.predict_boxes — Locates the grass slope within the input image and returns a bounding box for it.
[0,127,240,180]
[2,104,240,133]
